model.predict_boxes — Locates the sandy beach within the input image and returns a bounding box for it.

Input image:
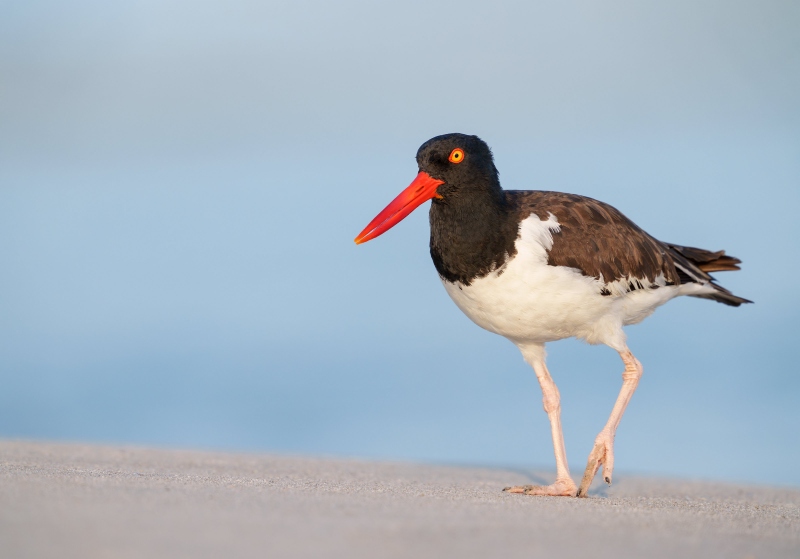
[1,440,798,558]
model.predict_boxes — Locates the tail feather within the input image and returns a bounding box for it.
[665,243,752,307]
[668,244,743,273]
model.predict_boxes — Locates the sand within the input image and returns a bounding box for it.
[1,440,798,558]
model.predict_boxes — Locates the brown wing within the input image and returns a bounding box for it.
[506,191,752,306]
[507,191,679,285]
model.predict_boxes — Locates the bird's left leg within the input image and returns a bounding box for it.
[504,343,577,497]
[577,349,643,497]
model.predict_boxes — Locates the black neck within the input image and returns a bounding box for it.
[429,180,519,285]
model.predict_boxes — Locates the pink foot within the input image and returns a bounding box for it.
[577,431,614,497]
[503,478,577,497]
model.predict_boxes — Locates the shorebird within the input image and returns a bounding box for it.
[355,133,750,497]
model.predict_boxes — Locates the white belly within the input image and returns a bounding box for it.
[440,213,686,349]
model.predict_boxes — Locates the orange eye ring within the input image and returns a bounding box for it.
[448,148,465,164]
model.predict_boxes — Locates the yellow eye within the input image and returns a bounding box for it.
[448,148,465,164]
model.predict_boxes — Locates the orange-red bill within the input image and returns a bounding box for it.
[354,171,444,244]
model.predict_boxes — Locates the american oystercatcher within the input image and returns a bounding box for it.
[354,133,750,497]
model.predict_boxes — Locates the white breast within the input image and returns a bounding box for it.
[440,213,691,350]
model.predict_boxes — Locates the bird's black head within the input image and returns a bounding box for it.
[416,133,500,200]
[354,133,501,245]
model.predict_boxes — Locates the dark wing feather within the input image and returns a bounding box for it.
[507,191,679,285]
[505,191,752,306]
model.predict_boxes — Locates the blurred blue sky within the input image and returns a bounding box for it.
[1,1,799,486]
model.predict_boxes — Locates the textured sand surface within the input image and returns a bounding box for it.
[1,440,798,558]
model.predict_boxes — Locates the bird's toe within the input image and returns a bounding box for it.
[578,433,615,497]
[503,478,577,497]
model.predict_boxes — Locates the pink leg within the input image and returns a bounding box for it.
[576,349,643,497]
[504,344,577,497]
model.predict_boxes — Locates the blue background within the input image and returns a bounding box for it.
[2,1,798,486]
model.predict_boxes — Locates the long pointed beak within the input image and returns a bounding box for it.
[354,172,445,244]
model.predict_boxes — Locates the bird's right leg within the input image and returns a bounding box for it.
[504,344,577,497]
[576,349,643,497]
